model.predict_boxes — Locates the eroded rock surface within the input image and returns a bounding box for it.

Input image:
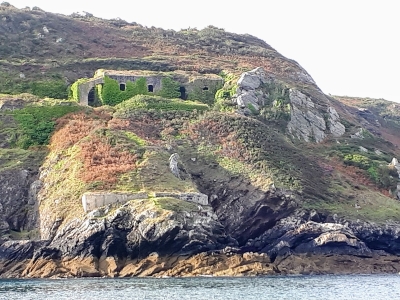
[233,67,345,143]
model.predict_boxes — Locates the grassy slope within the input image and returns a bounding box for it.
[0,4,316,98]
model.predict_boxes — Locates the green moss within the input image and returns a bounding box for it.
[247,103,259,115]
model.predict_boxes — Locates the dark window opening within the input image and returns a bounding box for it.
[179,86,187,100]
[119,83,126,91]
[202,86,209,91]
[148,84,154,92]
[88,87,95,105]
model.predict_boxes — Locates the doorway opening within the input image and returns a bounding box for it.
[88,87,95,106]
[179,86,187,100]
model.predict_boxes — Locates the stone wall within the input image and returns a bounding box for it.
[82,192,148,213]
[107,74,163,93]
[78,77,104,105]
[185,78,224,94]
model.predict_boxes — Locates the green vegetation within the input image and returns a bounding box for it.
[12,104,81,149]
[30,80,69,99]
[344,154,370,169]
[187,81,223,106]
[157,77,181,98]
[214,72,238,111]
[0,148,47,171]
[259,82,291,122]
[69,78,90,101]
[329,142,397,190]
[153,197,198,212]
[114,95,209,116]
[0,71,69,99]
[303,188,400,224]
[100,76,149,106]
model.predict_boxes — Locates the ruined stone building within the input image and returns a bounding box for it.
[74,69,223,106]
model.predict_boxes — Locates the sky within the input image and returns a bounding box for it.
[7,0,400,102]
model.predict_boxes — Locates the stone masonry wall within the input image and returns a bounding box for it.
[153,192,209,206]
[82,192,148,213]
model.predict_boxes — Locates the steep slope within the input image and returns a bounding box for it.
[2,4,400,278]
[0,3,316,96]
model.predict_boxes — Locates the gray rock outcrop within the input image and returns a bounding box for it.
[287,89,327,142]
[233,67,345,143]
[169,153,181,179]
[327,106,346,137]
[389,158,400,199]
[0,169,40,241]
[234,67,268,113]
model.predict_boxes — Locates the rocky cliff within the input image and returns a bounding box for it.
[2,4,400,278]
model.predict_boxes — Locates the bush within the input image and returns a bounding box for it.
[30,80,69,99]
[368,165,398,189]
[157,77,181,98]
[114,95,209,116]
[343,154,371,169]
[13,105,81,149]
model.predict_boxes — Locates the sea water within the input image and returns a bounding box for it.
[0,275,399,300]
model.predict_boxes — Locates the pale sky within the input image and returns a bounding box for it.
[7,0,400,102]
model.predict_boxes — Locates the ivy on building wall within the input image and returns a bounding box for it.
[69,78,90,101]
[187,82,223,106]
[157,77,181,98]
[100,76,148,106]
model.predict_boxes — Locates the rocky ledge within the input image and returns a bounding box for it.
[2,199,400,278]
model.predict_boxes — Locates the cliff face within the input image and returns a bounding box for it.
[2,5,400,278]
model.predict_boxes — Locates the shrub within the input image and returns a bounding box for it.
[157,77,181,98]
[13,105,81,149]
[30,80,69,99]
[343,154,371,169]
[368,165,398,189]
[114,95,209,116]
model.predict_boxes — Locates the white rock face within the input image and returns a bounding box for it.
[234,67,267,112]
[328,107,346,137]
[287,89,326,143]
[234,67,345,143]
[169,153,181,179]
[359,146,368,153]
[389,158,400,200]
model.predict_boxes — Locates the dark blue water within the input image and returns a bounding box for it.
[0,275,399,300]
